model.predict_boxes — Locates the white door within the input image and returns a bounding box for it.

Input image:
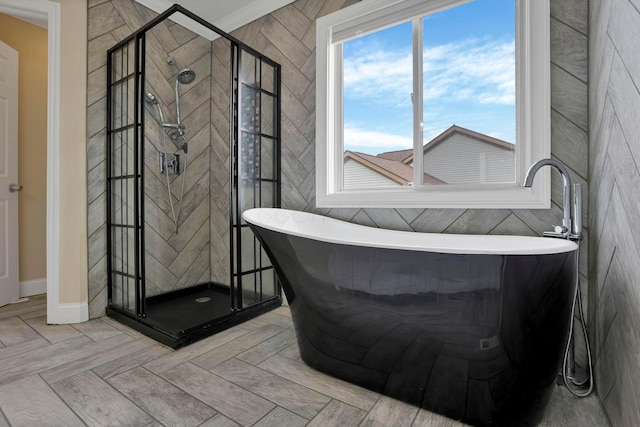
[0,40,20,307]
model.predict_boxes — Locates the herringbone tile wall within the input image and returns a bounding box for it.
[141,21,214,297]
[87,0,589,336]
[589,0,640,424]
[209,38,232,286]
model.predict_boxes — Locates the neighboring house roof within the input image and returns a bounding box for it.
[344,151,445,185]
[400,124,514,165]
[376,148,413,162]
[344,125,511,187]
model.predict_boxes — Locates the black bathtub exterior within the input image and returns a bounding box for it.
[248,224,577,426]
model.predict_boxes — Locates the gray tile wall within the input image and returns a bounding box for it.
[141,20,213,297]
[87,0,590,360]
[209,38,232,286]
[589,0,640,425]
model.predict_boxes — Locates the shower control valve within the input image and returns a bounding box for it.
[160,152,181,175]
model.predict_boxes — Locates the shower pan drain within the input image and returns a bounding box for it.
[195,297,211,303]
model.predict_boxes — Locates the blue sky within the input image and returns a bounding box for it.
[343,0,516,155]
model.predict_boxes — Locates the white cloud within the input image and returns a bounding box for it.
[343,126,413,151]
[343,49,413,106]
[343,36,515,106]
[424,37,515,105]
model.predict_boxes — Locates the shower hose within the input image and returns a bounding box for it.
[561,243,593,397]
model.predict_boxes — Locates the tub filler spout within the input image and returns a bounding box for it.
[524,158,582,240]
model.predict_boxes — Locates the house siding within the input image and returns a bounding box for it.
[343,158,403,189]
[422,133,515,184]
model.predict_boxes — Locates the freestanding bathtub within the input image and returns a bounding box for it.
[243,208,578,426]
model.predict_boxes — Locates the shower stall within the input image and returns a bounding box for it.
[105,5,281,348]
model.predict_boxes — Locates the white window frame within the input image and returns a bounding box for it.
[315,0,550,209]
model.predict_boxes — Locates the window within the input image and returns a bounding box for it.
[316,0,550,208]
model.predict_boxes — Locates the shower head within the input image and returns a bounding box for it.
[176,68,196,85]
[146,92,159,104]
[174,69,196,129]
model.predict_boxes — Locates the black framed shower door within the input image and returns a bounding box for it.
[105,4,282,349]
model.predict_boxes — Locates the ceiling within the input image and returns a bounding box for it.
[135,0,295,35]
[0,0,294,34]
[0,3,48,29]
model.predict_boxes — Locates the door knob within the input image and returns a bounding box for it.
[9,183,23,192]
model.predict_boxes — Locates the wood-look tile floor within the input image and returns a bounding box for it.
[0,295,610,427]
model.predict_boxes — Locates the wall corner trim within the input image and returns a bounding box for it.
[49,302,89,325]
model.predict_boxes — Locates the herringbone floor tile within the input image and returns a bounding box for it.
[0,295,610,427]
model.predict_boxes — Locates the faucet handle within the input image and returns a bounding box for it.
[543,225,569,239]
[572,183,582,237]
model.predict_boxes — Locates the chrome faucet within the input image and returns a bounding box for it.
[524,158,582,240]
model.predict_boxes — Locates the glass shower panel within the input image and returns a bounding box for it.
[110,227,136,312]
[241,227,256,272]
[260,182,276,208]
[107,39,140,316]
[261,94,275,137]
[111,128,135,177]
[111,41,136,81]
[241,88,260,133]
[240,49,257,84]
[261,62,275,94]
[233,45,280,310]
[111,78,136,130]
[111,179,135,231]
[261,137,275,181]
[239,179,256,217]
[209,35,233,289]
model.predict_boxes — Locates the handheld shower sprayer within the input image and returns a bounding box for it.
[146,92,165,124]
[145,92,158,104]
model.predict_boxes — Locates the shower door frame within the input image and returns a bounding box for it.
[105,4,282,348]
[230,43,283,312]
[105,32,146,320]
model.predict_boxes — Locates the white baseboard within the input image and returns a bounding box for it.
[20,278,47,297]
[49,301,89,324]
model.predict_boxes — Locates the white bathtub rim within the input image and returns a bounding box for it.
[243,208,578,255]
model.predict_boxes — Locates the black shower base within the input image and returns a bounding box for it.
[106,282,282,349]
[146,284,231,334]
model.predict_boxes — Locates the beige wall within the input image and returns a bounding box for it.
[55,0,88,304]
[0,14,48,282]
[0,0,88,306]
